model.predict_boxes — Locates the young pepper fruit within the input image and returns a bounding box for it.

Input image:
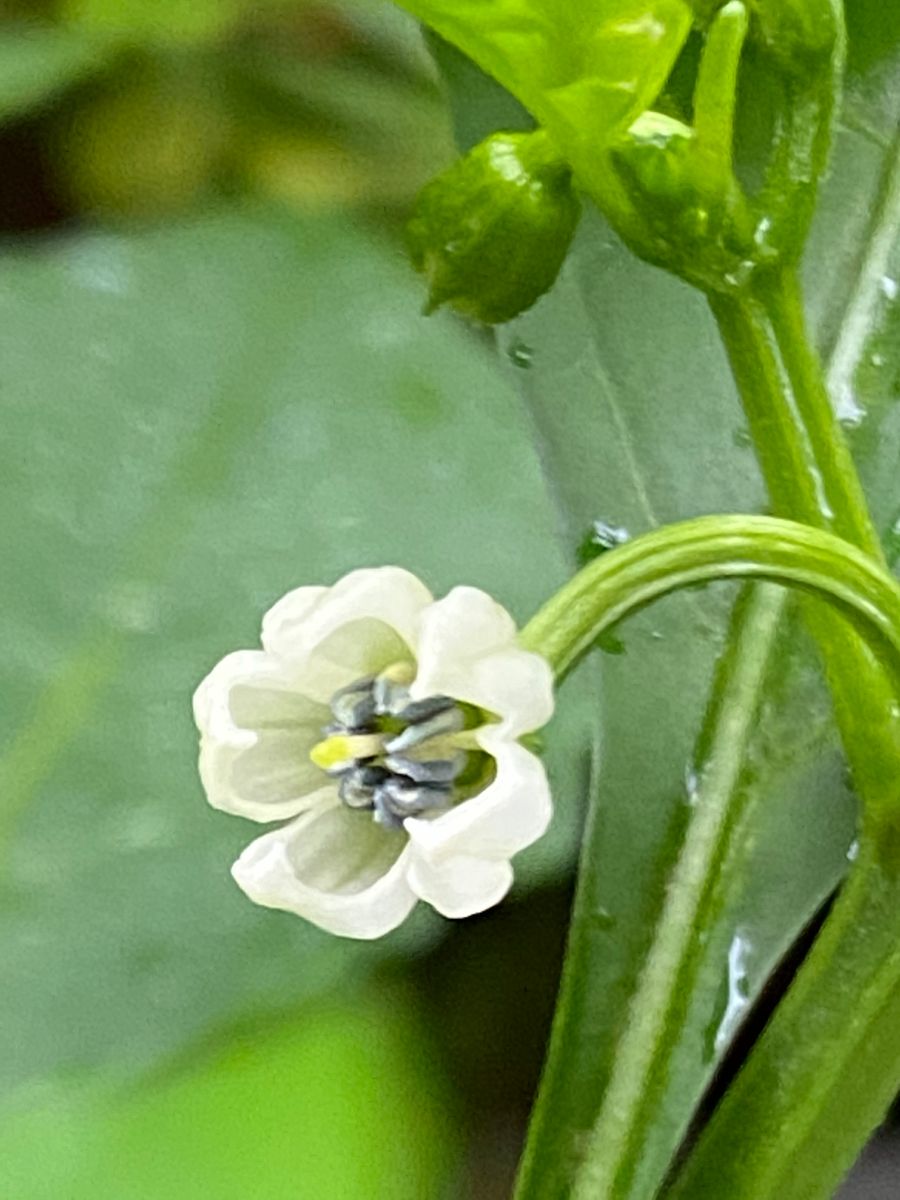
[406,128,580,325]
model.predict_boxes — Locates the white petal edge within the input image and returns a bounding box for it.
[404,736,552,865]
[232,799,418,939]
[261,568,433,663]
[411,587,554,737]
[192,649,327,745]
[198,736,330,823]
[259,585,328,657]
[407,852,514,919]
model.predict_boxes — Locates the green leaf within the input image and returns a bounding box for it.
[60,0,243,42]
[0,207,586,1097]
[393,0,692,170]
[434,6,900,1196]
[0,984,460,1199]
[0,25,114,120]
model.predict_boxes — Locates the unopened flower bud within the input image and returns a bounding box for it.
[696,0,839,76]
[406,129,580,325]
[613,112,698,221]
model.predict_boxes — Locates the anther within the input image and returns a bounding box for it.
[330,677,377,730]
[385,706,465,754]
[384,752,466,784]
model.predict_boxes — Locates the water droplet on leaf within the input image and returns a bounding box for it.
[507,339,534,369]
[576,519,630,565]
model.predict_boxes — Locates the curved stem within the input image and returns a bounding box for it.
[518,514,900,1200]
[520,514,900,692]
[526,581,784,1200]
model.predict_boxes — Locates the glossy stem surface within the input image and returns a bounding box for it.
[519,515,900,683]
[518,514,900,1200]
[665,837,900,1200]
[711,271,900,816]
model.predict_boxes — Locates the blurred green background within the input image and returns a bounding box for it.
[0,2,595,1196]
[3,3,897,1198]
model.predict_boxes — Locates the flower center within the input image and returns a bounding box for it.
[309,664,476,830]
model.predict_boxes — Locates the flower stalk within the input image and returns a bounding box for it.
[519,514,900,685]
[519,510,900,1200]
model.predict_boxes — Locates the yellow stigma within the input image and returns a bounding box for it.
[309,732,383,771]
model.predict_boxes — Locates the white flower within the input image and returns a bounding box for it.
[192,567,555,939]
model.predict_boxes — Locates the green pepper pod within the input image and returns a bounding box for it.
[406,129,580,325]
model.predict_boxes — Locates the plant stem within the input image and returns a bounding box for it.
[710,270,900,815]
[562,582,783,1200]
[665,841,900,1200]
[518,512,900,1200]
[519,515,900,684]
[653,272,900,1200]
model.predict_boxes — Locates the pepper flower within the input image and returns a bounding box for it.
[192,568,555,939]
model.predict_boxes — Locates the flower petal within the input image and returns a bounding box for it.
[232,800,418,939]
[405,738,552,864]
[193,649,331,821]
[407,852,513,919]
[261,567,432,665]
[192,650,329,746]
[199,735,331,822]
[260,585,329,656]
[411,587,554,737]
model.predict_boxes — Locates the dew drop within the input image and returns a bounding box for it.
[596,630,627,656]
[507,339,534,369]
[732,426,752,449]
[886,508,900,565]
[684,764,701,806]
[880,275,898,302]
[714,930,753,1054]
[576,519,630,565]
[835,381,865,429]
[592,907,616,931]
[846,838,860,863]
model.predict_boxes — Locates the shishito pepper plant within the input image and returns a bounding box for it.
[397,2,900,1199]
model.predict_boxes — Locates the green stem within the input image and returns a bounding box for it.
[642,269,900,1200]
[519,515,900,685]
[711,270,900,817]
[562,582,784,1200]
[711,273,880,555]
[520,269,900,1200]
[519,513,900,1200]
[664,840,900,1200]
[692,1,748,204]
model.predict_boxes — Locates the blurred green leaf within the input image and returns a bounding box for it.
[435,3,900,1194]
[54,57,230,219]
[0,983,460,1199]
[0,24,114,119]
[60,0,243,43]
[0,206,587,1096]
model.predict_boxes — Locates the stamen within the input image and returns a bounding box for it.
[397,695,458,723]
[380,777,451,817]
[385,706,465,754]
[373,675,412,717]
[329,677,377,730]
[314,666,479,826]
[339,765,389,809]
[384,752,466,784]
